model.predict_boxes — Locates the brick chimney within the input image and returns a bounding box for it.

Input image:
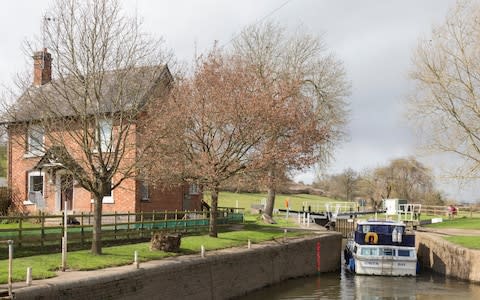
[32,48,52,87]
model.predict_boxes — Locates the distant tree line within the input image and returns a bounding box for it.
[313,157,445,206]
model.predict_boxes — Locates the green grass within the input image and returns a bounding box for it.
[0,224,306,284]
[444,236,480,250]
[425,217,480,230]
[205,191,339,211]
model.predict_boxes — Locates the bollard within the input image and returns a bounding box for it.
[61,237,66,271]
[134,250,139,269]
[62,201,68,272]
[26,267,32,286]
[248,239,251,249]
[307,213,310,227]
[201,245,205,258]
[8,240,13,298]
[283,229,287,242]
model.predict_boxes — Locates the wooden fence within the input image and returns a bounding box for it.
[0,209,244,248]
[421,205,480,217]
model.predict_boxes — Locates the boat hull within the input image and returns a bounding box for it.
[353,255,417,276]
[345,242,417,276]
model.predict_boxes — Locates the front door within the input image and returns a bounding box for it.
[60,175,73,211]
[183,193,191,211]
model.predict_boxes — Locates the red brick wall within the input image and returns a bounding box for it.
[8,122,201,214]
[137,184,201,212]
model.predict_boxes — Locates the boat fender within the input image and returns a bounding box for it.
[364,232,378,244]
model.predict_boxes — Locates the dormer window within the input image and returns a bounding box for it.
[27,125,45,156]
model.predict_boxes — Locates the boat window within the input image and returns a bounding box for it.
[361,225,370,233]
[375,226,389,234]
[382,248,394,256]
[360,247,379,256]
[397,249,411,257]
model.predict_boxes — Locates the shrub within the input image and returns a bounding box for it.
[0,187,12,216]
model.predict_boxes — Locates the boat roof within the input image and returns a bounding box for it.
[357,220,406,226]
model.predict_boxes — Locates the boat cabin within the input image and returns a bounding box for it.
[354,220,415,247]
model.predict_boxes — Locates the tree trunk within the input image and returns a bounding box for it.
[209,186,219,237]
[264,169,275,218]
[91,193,103,255]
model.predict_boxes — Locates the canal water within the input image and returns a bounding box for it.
[239,267,480,299]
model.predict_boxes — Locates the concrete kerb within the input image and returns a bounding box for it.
[4,232,341,300]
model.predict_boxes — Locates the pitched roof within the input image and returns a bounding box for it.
[7,65,172,123]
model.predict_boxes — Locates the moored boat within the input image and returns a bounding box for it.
[344,219,417,276]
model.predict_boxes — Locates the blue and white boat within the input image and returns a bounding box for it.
[344,219,417,276]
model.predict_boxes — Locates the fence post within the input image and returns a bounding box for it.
[41,211,45,247]
[114,211,118,240]
[61,201,68,272]
[18,217,23,247]
[127,211,130,240]
[164,210,168,230]
[80,212,84,246]
[140,211,144,238]
[174,210,178,232]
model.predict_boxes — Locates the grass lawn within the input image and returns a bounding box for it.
[0,222,307,284]
[444,236,480,250]
[205,191,339,212]
[425,217,480,230]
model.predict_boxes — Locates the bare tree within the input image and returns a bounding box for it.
[3,0,170,255]
[409,0,480,180]
[360,158,436,204]
[233,22,350,220]
[315,168,358,201]
[147,48,269,237]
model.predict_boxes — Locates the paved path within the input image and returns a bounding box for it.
[417,227,480,236]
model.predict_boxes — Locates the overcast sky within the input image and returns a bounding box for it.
[2,0,476,201]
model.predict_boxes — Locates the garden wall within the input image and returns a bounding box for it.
[416,231,480,282]
[11,233,342,299]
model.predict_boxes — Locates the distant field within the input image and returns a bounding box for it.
[204,191,341,212]
[425,217,480,230]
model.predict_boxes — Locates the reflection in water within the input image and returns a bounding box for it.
[238,267,480,300]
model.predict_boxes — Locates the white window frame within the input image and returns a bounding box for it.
[189,184,200,195]
[98,118,113,153]
[26,125,45,156]
[102,180,114,204]
[140,181,150,201]
[24,170,44,205]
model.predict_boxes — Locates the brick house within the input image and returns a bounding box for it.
[6,49,202,214]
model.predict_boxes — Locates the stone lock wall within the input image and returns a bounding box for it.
[12,233,342,300]
[416,231,480,282]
